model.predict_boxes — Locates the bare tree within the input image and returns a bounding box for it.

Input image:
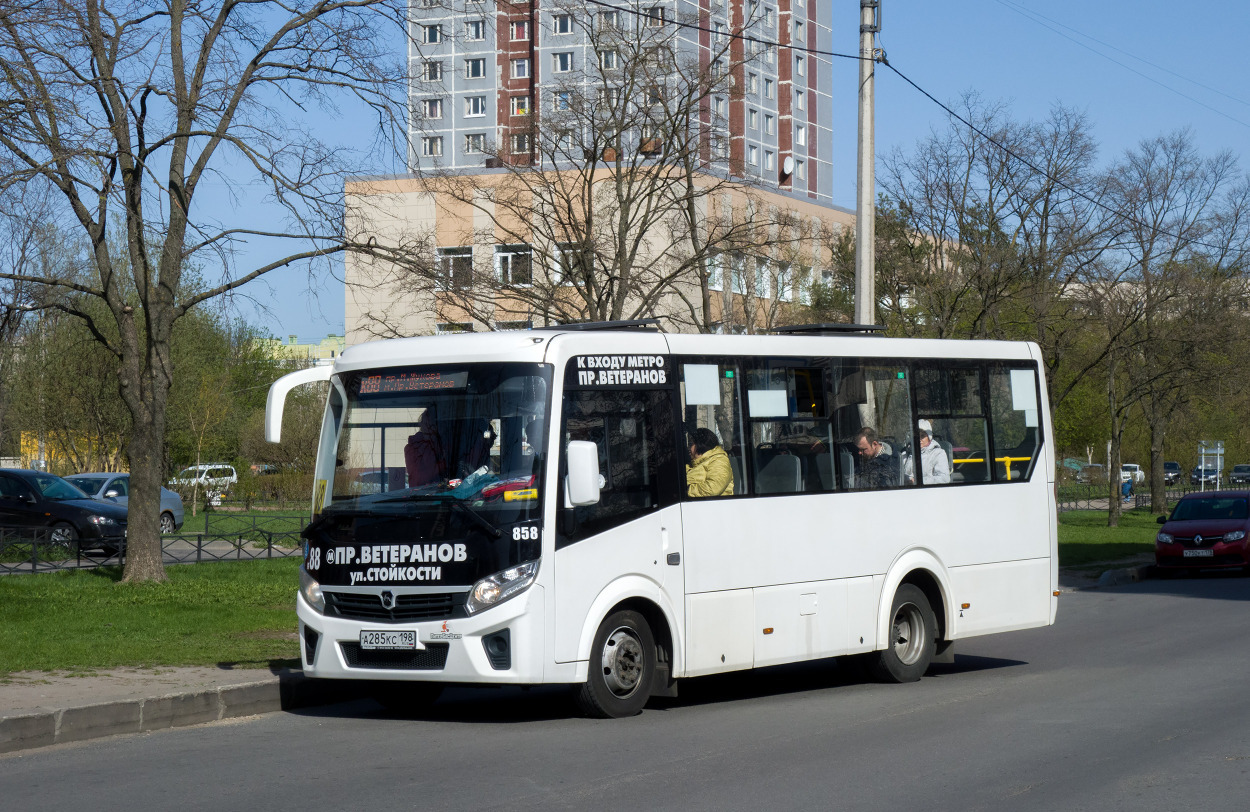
[1099,132,1250,521]
[0,0,407,581]
[388,4,805,335]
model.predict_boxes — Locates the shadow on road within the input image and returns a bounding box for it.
[290,651,1031,724]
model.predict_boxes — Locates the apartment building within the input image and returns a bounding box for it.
[407,0,834,203]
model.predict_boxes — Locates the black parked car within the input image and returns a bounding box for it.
[0,469,128,553]
[1230,464,1250,485]
[1163,461,1182,485]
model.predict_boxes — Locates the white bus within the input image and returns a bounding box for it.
[266,322,1058,717]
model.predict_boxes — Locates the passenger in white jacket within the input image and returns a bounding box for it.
[905,419,951,485]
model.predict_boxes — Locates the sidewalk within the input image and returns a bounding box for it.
[2,560,1157,756]
[0,664,356,755]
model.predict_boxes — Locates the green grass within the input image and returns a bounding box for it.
[0,558,301,676]
[1058,509,1159,568]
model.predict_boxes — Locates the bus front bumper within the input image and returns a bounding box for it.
[296,586,548,684]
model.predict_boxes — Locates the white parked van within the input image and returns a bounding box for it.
[169,463,238,495]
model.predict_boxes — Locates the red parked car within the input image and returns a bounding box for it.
[1155,491,1250,572]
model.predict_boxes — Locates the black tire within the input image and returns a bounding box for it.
[160,512,177,534]
[868,584,937,683]
[371,681,444,715]
[576,609,655,718]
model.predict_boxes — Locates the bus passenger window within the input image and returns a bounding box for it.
[832,362,911,490]
[680,361,747,497]
[913,366,990,485]
[989,367,1042,482]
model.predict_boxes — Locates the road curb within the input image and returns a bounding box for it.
[0,672,347,755]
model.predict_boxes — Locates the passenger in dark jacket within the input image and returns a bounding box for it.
[854,427,899,489]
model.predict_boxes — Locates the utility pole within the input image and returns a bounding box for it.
[855,0,881,326]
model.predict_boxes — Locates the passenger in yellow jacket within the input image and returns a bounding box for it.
[686,428,735,497]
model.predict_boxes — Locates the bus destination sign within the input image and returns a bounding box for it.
[568,354,670,389]
[359,370,469,395]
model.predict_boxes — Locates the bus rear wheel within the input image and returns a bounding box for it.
[869,584,937,683]
[576,610,655,718]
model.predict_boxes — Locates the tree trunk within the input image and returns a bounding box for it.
[123,402,169,583]
[1148,407,1168,515]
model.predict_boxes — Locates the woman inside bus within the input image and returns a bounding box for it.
[905,419,951,485]
[686,427,735,497]
[405,406,449,488]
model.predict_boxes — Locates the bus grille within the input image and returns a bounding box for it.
[324,590,459,622]
[339,642,450,670]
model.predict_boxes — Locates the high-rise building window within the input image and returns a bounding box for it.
[796,125,807,146]
[764,114,775,135]
[421,25,441,44]
[552,90,572,111]
[465,19,485,41]
[511,133,532,154]
[795,89,805,110]
[465,95,487,117]
[510,20,530,40]
[422,61,443,81]
[796,159,806,179]
[748,108,758,129]
[511,95,530,116]
[599,50,619,70]
[553,13,572,34]
[599,10,621,29]
[646,6,666,26]
[794,21,804,42]
[465,133,486,153]
[763,77,774,99]
[796,55,805,77]
[747,144,758,166]
[421,98,443,119]
[764,150,775,171]
[747,73,759,94]
[421,136,443,157]
[512,58,530,79]
[465,58,486,79]
[553,52,573,72]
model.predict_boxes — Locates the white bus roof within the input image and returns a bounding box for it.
[331,329,1040,373]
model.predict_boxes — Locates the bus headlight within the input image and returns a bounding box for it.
[300,566,325,613]
[466,560,539,615]
[1156,532,1173,544]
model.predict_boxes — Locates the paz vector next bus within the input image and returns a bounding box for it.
[266,321,1058,718]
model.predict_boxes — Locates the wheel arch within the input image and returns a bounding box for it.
[575,576,680,680]
[876,549,952,651]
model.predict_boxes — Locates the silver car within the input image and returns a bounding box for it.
[66,473,186,534]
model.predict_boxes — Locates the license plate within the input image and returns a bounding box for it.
[1183,549,1214,558]
[360,630,417,650]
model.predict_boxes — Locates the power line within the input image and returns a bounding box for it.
[995,0,1250,131]
[564,1,1239,253]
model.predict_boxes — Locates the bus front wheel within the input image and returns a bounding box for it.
[869,584,937,683]
[576,609,655,718]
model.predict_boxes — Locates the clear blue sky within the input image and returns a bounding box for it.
[238,0,1250,342]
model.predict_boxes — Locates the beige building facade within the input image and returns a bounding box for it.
[344,170,855,344]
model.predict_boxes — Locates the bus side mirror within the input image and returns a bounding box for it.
[565,440,601,507]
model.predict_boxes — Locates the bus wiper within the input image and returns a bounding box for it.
[449,499,503,539]
[373,491,502,539]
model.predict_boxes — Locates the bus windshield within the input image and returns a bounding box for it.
[324,362,552,519]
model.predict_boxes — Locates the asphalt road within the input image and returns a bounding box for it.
[3,574,1249,811]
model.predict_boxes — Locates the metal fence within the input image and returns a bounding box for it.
[0,525,303,575]
[1057,483,1247,513]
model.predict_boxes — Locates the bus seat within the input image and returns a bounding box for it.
[813,453,835,491]
[727,453,744,495]
[839,448,855,490]
[757,454,802,494]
